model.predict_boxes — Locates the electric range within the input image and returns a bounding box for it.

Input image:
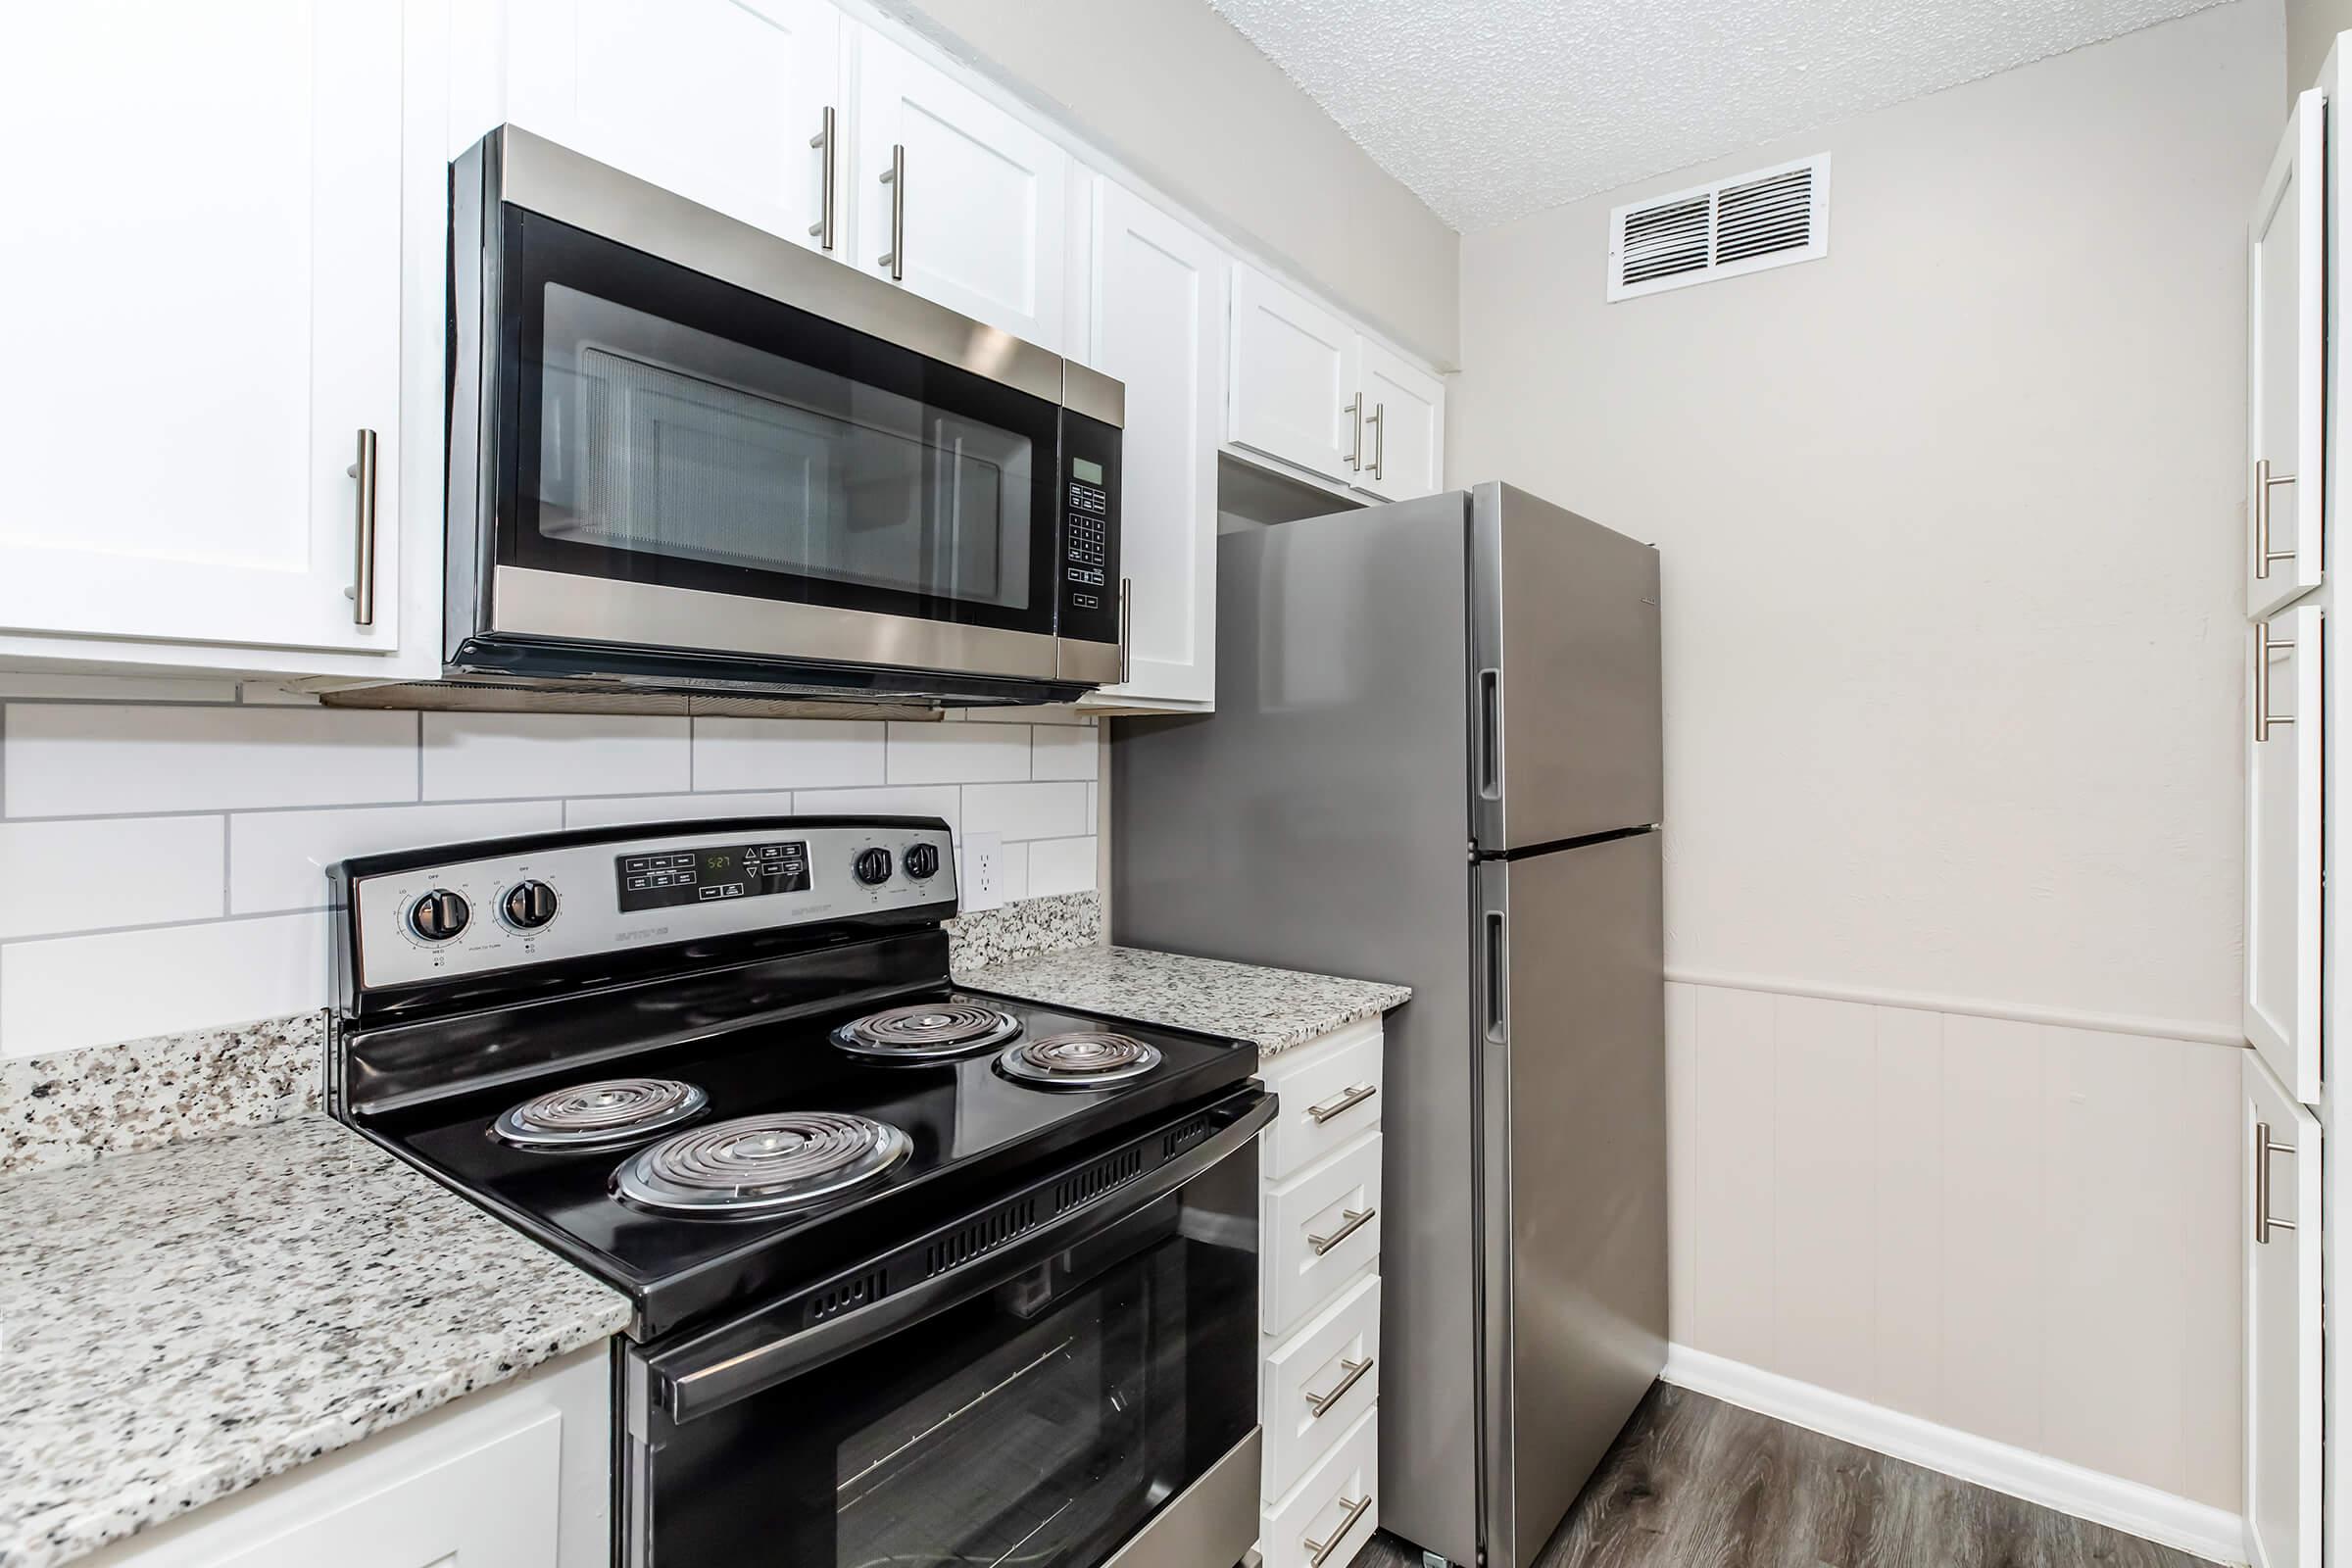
[328,815,1271,1568]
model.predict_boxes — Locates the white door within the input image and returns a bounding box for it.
[2246,604,2323,1103]
[0,1,403,653]
[1229,265,1359,482]
[2246,1051,2322,1568]
[1082,180,1226,710]
[1353,340,1446,502]
[852,29,1066,349]
[2248,90,2325,617]
[506,0,841,256]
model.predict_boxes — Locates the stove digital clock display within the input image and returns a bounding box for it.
[616,842,809,912]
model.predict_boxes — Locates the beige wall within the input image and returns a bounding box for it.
[867,0,1461,367]
[1451,0,2279,1037]
[2287,0,2346,90]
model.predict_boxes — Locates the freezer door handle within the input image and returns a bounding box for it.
[1484,908,1508,1042]
[1478,668,1503,800]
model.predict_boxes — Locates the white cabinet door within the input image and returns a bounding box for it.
[2247,91,2325,617]
[1354,339,1446,502]
[1229,265,1360,482]
[2246,604,2322,1103]
[1081,179,1225,710]
[506,0,840,256]
[2246,1052,2321,1568]
[0,2,403,654]
[852,30,1066,350]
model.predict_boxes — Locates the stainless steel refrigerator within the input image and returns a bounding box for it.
[1111,482,1667,1568]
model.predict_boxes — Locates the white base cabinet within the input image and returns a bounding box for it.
[81,1345,612,1568]
[2245,1052,2321,1568]
[1254,1019,1387,1563]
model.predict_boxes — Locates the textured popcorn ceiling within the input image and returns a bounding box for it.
[1205,0,2232,230]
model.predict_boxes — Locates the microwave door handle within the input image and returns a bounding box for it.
[650,1092,1276,1424]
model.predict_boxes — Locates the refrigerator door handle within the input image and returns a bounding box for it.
[1478,667,1503,801]
[1484,908,1508,1042]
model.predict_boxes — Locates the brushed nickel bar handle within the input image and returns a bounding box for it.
[808,105,836,251]
[2256,1122,2297,1243]
[1304,1495,1372,1566]
[877,142,905,280]
[2256,458,2299,579]
[1306,1206,1373,1255]
[1304,1354,1373,1416]
[1368,401,1386,481]
[1306,1083,1377,1125]
[1343,395,1363,470]
[345,428,377,627]
[1117,577,1132,685]
[2255,619,2295,742]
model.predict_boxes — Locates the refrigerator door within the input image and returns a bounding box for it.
[1470,482,1663,853]
[1472,830,1667,1568]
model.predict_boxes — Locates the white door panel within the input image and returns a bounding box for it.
[1354,339,1445,502]
[2245,604,2322,1103]
[2245,1053,2321,1568]
[1229,265,1358,482]
[2247,91,2325,616]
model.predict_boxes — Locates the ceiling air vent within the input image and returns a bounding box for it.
[1608,154,1831,301]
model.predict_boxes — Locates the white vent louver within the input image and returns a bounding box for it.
[1608,154,1831,301]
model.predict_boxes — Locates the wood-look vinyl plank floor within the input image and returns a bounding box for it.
[1348,1384,2214,1568]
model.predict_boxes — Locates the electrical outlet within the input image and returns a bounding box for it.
[962,832,1004,911]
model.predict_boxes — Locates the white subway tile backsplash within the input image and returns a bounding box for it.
[229,802,564,913]
[962,782,1089,842]
[0,816,222,939]
[3,705,418,817]
[423,712,689,801]
[693,718,883,792]
[564,791,796,829]
[1,912,329,1056]
[0,674,240,704]
[1027,836,1098,896]
[885,722,1030,784]
[962,705,1095,726]
[793,785,962,835]
[1031,726,1099,782]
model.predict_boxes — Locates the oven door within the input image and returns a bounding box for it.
[620,1092,1270,1568]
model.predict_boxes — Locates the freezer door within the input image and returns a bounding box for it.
[1473,831,1667,1568]
[1470,482,1663,852]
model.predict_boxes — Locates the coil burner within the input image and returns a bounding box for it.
[612,1111,912,1215]
[996,1033,1163,1090]
[491,1078,709,1150]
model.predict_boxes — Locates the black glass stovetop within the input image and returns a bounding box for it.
[353,984,1256,1340]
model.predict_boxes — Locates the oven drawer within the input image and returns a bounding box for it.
[1262,1133,1382,1336]
[1260,1402,1379,1568]
[1261,1272,1380,1499]
[1258,1021,1383,1183]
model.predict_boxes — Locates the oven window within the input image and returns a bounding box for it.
[496,209,1061,634]
[633,1182,1258,1566]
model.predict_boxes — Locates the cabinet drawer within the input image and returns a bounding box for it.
[1260,1022,1384,1182]
[1261,1403,1379,1568]
[1262,1273,1380,1499]
[1263,1133,1382,1336]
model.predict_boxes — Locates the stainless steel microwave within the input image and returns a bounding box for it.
[446,125,1123,706]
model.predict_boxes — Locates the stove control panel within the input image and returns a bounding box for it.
[346,820,956,992]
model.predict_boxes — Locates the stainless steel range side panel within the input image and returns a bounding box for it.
[1469,483,1663,853]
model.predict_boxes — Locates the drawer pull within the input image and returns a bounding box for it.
[1306,1083,1377,1124]
[1304,1355,1373,1417]
[1307,1206,1374,1255]
[1304,1494,1372,1566]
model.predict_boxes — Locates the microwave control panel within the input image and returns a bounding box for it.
[1058,411,1122,648]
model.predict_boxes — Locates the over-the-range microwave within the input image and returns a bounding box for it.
[444,124,1123,707]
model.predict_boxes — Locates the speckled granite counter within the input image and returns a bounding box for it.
[958,945,1410,1054]
[0,1113,631,1568]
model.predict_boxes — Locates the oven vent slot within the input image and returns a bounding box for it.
[923,1198,1040,1277]
[1161,1114,1213,1159]
[806,1266,891,1325]
[1054,1148,1147,1212]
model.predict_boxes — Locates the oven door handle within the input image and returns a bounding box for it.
[648,1090,1277,1425]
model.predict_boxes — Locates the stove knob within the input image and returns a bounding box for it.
[408,889,470,943]
[853,847,894,886]
[500,879,559,931]
[903,843,941,880]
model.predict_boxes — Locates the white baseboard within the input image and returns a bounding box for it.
[1660,1346,2247,1566]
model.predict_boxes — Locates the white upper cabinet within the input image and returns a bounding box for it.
[1081,180,1227,711]
[506,0,841,255]
[0,1,405,655]
[1353,340,1446,503]
[2247,90,2325,617]
[1229,265,1360,481]
[2245,603,2323,1104]
[852,30,1066,351]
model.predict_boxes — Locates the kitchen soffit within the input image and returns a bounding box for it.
[1204,0,2230,231]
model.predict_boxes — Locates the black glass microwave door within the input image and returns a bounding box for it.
[499,209,1059,637]
[636,1196,1257,1566]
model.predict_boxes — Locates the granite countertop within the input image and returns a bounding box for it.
[0,1114,631,1568]
[959,945,1410,1054]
